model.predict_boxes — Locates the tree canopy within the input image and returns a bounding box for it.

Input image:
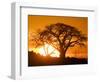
[31,23,87,61]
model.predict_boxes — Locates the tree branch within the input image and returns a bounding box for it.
[47,30,62,45]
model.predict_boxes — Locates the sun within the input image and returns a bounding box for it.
[32,43,60,57]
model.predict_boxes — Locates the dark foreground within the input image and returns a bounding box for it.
[28,51,88,66]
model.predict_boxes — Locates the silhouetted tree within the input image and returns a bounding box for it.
[31,23,87,63]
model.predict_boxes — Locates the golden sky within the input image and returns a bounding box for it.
[28,15,88,58]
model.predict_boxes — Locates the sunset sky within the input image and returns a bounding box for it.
[28,15,88,58]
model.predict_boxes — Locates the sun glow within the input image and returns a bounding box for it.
[32,43,60,57]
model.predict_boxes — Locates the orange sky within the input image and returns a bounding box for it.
[28,15,88,58]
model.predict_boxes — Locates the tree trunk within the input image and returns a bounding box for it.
[60,49,66,64]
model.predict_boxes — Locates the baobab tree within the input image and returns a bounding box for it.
[31,23,87,63]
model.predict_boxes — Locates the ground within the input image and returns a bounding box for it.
[28,51,88,66]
